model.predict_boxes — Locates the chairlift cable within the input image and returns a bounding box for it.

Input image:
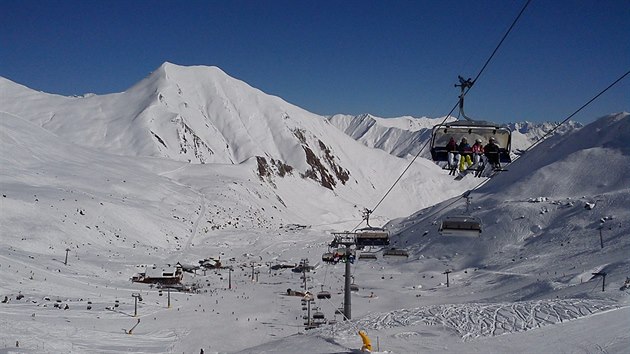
[469,0,532,88]
[465,69,630,193]
[521,69,630,154]
[368,0,532,217]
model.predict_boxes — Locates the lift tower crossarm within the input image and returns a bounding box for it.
[455,76,474,121]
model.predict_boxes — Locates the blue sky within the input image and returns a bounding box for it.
[2,0,628,123]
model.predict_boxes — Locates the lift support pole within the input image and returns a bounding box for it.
[344,248,352,320]
[330,232,357,321]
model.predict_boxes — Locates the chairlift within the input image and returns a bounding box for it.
[358,252,378,260]
[313,311,325,320]
[382,248,409,258]
[317,290,331,299]
[350,283,359,292]
[430,122,512,164]
[322,252,336,263]
[333,248,355,264]
[429,76,512,167]
[439,215,482,237]
[355,227,390,247]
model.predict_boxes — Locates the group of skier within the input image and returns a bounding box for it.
[445,136,501,172]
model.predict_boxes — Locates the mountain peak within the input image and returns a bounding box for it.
[151,62,229,83]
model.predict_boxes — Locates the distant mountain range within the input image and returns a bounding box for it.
[327,113,583,159]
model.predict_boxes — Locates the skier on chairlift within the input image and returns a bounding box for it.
[484,137,501,169]
[446,137,458,169]
[457,137,473,171]
[471,138,484,166]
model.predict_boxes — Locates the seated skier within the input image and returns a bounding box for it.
[471,138,485,166]
[484,137,501,169]
[445,137,458,169]
[457,137,473,171]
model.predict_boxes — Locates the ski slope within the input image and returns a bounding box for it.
[0,65,628,353]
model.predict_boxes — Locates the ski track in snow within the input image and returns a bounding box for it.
[334,299,621,341]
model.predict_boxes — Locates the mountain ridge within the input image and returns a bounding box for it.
[328,112,584,159]
[0,63,482,224]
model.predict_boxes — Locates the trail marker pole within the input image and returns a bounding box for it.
[64,248,70,265]
[444,270,452,287]
[228,267,232,289]
[592,272,607,292]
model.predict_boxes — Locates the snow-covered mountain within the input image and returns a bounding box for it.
[0,62,628,353]
[328,113,583,158]
[1,63,483,224]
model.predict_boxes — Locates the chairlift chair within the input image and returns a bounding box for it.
[429,76,512,167]
[358,253,378,260]
[322,252,336,263]
[355,227,390,248]
[313,311,325,320]
[430,121,512,165]
[350,283,359,292]
[317,290,331,299]
[333,248,355,263]
[382,248,409,258]
[439,215,482,237]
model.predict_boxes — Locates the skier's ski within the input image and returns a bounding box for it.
[454,166,478,180]
[454,162,483,180]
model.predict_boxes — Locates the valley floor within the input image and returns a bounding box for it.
[1,227,628,353]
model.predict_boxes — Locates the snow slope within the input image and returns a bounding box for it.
[0,61,628,353]
[234,112,630,353]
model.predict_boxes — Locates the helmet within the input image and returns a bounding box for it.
[489,137,496,142]
[461,137,467,142]
[475,138,482,143]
